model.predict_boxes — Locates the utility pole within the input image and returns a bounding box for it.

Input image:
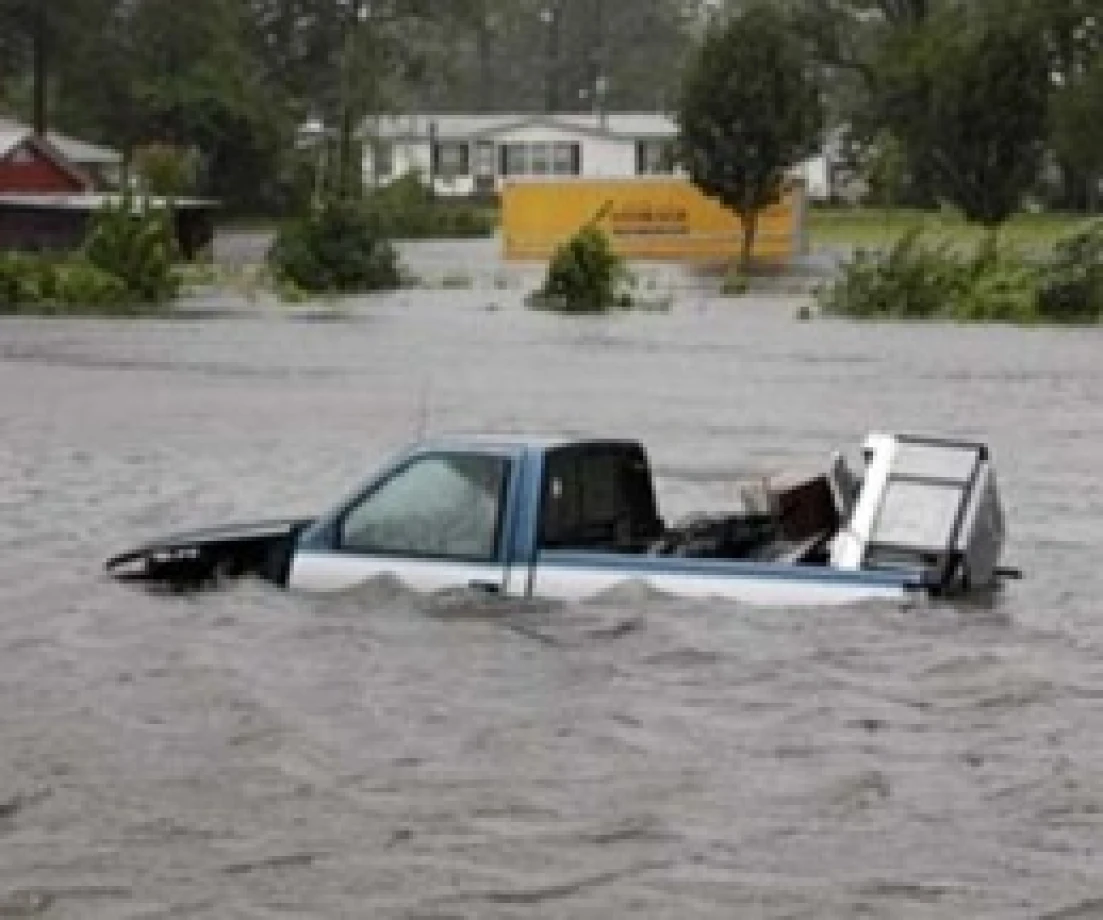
[541,4,562,113]
[33,0,48,137]
[337,0,365,199]
[591,0,607,126]
[476,2,495,111]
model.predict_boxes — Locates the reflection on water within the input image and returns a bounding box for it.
[1,282,1102,918]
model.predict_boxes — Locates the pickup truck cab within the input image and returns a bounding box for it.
[108,433,1010,606]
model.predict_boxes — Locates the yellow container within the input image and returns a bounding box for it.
[501,177,805,264]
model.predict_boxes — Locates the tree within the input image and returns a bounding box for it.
[677,3,822,268]
[881,9,1051,225]
[1052,57,1103,211]
[1034,0,1103,208]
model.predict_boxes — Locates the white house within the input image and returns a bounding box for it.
[354,111,836,200]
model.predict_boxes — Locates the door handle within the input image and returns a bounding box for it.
[468,580,501,594]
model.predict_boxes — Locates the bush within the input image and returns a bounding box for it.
[816,229,966,320]
[817,223,1103,325]
[52,260,130,311]
[0,196,178,315]
[0,252,129,314]
[267,198,401,295]
[84,195,180,304]
[132,143,200,196]
[529,224,633,313]
[0,252,54,309]
[1036,221,1103,323]
[954,232,1039,323]
[366,172,495,239]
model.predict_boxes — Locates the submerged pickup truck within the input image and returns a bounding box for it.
[106,431,1011,607]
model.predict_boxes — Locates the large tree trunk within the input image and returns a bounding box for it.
[739,209,758,271]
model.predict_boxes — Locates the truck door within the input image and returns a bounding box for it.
[288,448,520,595]
[529,443,666,601]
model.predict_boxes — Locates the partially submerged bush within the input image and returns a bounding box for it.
[52,260,130,310]
[817,223,1103,324]
[1036,221,1103,323]
[84,195,180,304]
[529,224,633,313]
[0,196,177,314]
[0,252,129,313]
[366,172,495,239]
[953,232,1039,323]
[267,198,401,295]
[816,229,967,320]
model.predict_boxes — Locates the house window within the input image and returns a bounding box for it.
[432,141,469,178]
[636,140,676,175]
[503,142,527,177]
[498,142,581,177]
[474,141,496,176]
[553,142,581,175]
[530,142,550,175]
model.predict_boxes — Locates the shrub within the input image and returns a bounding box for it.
[1036,221,1103,323]
[0,252,129,314]
[816,229,965,320]
[529,223,632,313]
[954,232,1039,323]
[0,197,178,315]
[52,260,130,311]
[267,198,401,295]
[0,252,54,309]
[84,195,180,304]
[816,229,1057,323]
[132,143,200,196]
[366,172,495,239]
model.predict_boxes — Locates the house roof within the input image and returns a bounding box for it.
[358,111,678,142]
[0,131,95,191]
[0,193,217,209]
[0,130,26,159]
[0,118,121,165]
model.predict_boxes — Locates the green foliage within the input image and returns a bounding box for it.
[365,173,495,239]
[0,196,179,314]
[817,222,1103,324]
[0,252,130,314]
[84,196,180,304]
[132,143,200,196]
[0,252,56,310]
[267,198,401,295]
[1036,222,1103,323]
[875,8,1051,226]
[530,224,632,313]
[953,233,1040,323]
[816,229,966,320]
[678,2,823,267]
[51,260,131,310]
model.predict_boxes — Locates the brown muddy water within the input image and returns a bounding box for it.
[1,262,1102,918]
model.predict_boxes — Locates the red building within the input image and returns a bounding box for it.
[0,130,93,194]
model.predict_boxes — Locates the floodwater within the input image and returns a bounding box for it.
[1,250,1102,918]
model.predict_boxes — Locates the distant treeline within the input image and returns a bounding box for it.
[0,0,1099,214]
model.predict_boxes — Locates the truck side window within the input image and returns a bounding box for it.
[540,446,662,551]
[340,452,508,561]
